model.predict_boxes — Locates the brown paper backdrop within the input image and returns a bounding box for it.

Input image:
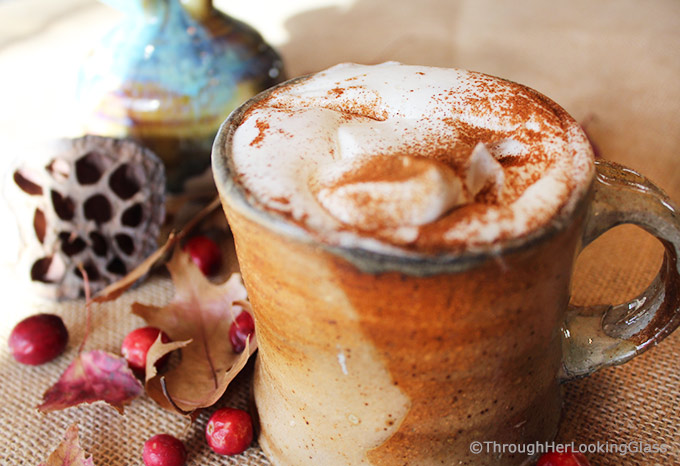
[1,0,679,464]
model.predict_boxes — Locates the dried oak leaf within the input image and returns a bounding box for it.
[132,248,256,416]
[38,350,143,414]
[39,424,95,466]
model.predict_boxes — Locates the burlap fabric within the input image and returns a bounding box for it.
[1,0,678,464]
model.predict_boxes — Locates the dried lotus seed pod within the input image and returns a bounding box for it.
[4,135,165,300]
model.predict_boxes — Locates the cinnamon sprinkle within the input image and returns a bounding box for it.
[250,119,270,148]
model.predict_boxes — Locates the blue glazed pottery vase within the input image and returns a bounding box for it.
[78,0,285,192]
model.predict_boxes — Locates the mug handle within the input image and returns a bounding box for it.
[560,160,680,380]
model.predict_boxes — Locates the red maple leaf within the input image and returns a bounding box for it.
[38,350,143,414]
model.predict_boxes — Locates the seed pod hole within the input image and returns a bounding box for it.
[51,190,76,220]
[121,203,144,227]
[83,194,112,224]
[14,170,43,196]
[109,163,142,200]
[106,256,127,276]
[89,231,108,256]
[76,151,111,185]
[114,233,134,255]
[33,209,46,243]
[58,232,87,256]
[31,256,65,283]
[74,262,100,281]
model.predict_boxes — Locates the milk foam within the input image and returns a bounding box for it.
[229,62,594,254]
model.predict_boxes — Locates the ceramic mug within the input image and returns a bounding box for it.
[212,76,680,465]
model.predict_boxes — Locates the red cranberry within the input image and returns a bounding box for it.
[537,450,591,466]
[121,326,171,373]
[183,235,221,276]
[143,434,186,466]
[229,311,255,353]
[9,313,68,365]
[205,407,253,456]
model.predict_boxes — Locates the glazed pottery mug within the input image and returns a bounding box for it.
[212,65,680,465]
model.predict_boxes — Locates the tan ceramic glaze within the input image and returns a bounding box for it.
[225,202,581,465]
[213,75,680,465]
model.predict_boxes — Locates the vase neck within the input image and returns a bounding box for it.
[98,0,160,16]
[99,0,213,20]
[179,0,213,20]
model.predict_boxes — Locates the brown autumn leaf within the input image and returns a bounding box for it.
[38,350,143,414]
[39,424,95,466]
[132,248,256,416]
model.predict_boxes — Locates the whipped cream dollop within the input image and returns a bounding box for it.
[229,62,594,254]
[313,154,464,230]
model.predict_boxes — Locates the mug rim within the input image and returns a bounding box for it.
[212,74,594,276]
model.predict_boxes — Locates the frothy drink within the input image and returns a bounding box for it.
[230,62,593,253]
[212,63,680,466]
